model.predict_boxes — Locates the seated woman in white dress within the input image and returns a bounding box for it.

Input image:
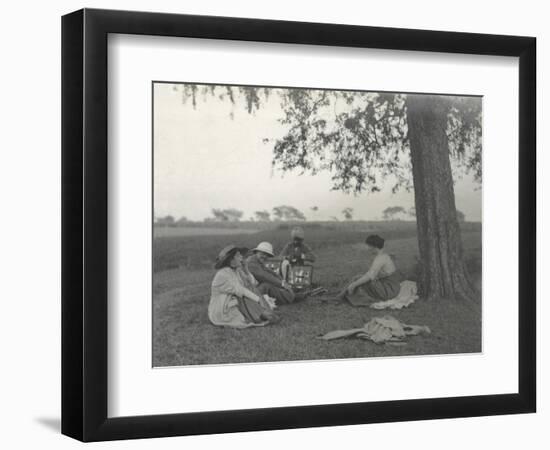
[208,244,279,328]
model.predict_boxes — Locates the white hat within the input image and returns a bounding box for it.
[252,241,274,257]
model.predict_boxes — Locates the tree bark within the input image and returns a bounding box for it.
[406,95,476,301]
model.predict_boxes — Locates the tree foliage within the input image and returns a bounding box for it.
[446,98,483,183]
[342,207,354,220]
[382,206,406,220]
[272,205,306,221]
[254,210,271,222]
[174,84,482,195]
[211,208,244,222]
[156,215,175,226]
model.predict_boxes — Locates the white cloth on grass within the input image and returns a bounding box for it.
[370,280,419,310]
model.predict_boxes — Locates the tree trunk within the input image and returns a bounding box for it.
[406,95,476,301]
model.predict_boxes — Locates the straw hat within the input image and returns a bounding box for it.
[214,244,248,269]
[252,241,274,257]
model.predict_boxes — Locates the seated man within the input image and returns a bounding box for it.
[246,241,296,305]
[279,226,316,282]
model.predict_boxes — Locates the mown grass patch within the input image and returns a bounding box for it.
[153,232,482,367]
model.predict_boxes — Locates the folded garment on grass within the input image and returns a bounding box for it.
[318,315,431,344]
[370,280,419,310]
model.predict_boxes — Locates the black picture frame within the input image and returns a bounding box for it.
[61,8,536,442]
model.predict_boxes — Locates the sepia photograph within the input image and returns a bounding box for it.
[152,82,482,367]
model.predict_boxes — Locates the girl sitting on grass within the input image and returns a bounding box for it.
[208,244,280,328]
[340,234,401,306]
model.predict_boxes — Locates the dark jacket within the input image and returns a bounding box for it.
[279,241,316,265]
[246,254,284,288]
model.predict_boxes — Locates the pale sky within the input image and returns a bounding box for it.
[153,83,482,222]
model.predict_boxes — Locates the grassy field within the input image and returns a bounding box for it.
[153,223,482,367]
[153,220,481,272]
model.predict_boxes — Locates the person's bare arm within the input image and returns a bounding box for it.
[347,273,372,292]
[347,257,382,292]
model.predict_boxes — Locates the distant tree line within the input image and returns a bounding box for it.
[382,205,466,221]
[154,205,308,226]
[154,204,467,225]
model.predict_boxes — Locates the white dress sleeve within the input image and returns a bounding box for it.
[211,269,246,296]
[212,269,259,301]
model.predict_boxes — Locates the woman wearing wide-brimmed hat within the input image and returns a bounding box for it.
[208,244,279,328]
